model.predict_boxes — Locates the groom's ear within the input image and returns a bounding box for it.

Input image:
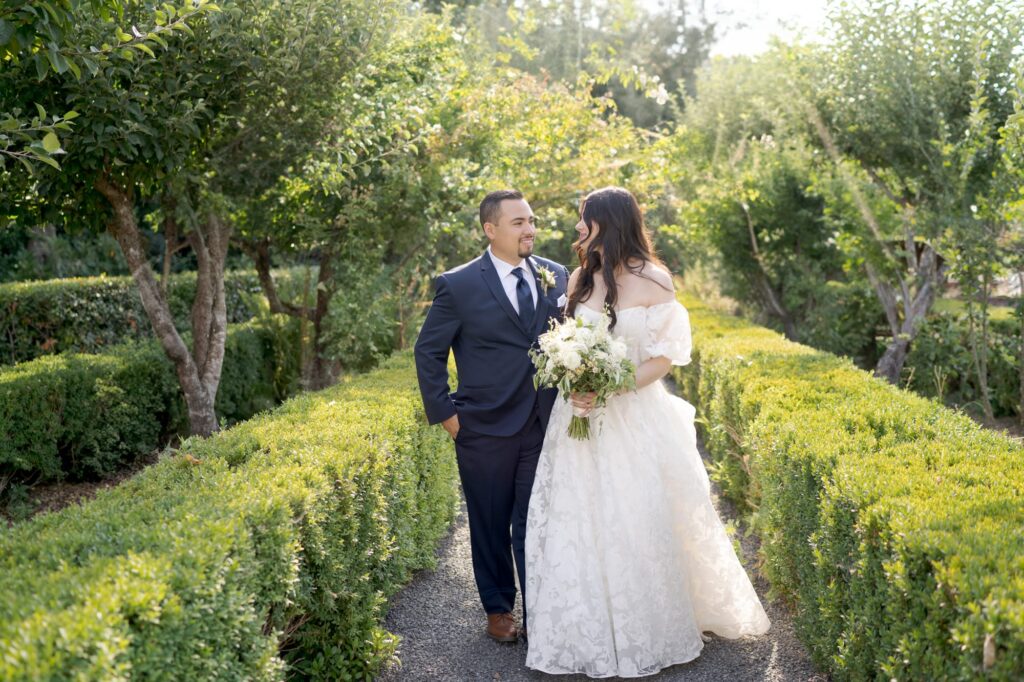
[482,222,497,241]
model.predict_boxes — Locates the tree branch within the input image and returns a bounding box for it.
[236,237,316,321]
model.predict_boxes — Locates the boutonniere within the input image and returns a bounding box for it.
[537,266,557,294]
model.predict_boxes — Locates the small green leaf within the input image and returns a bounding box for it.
[133,42,156,58]
[42,132,60,153]
[47,48,69,74]
[33,53,48,80]
[0,19,14,45]
[35,153,61,170]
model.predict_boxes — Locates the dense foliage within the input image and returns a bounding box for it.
[666,0,1024,421]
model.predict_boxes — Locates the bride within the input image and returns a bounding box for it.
[524,186,771,678]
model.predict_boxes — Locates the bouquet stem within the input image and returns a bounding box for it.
[568,415,591,440]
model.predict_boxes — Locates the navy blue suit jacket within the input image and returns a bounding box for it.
[415,251,570,437]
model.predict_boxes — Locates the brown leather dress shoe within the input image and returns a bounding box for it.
[486,613,519,643]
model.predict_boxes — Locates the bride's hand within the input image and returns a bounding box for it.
[570,391,597,417]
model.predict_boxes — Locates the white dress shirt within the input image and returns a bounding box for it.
[487,246,538,314]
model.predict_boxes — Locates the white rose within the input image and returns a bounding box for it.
[562,350,582,371]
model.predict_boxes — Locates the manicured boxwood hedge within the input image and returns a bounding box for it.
[0,352,459,680]
[0,268,308,365]
[0,316,300,485]
[673,291,1024,680]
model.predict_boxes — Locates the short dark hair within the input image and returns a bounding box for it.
[479,189,524,228]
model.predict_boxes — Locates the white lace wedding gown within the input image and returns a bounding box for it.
[524,301,771,678]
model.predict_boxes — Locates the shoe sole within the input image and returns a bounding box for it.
[486,632,519,643]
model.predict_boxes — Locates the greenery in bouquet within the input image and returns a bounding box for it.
[530,313,636,440]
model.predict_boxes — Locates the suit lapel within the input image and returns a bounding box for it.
[526,257,552,336]
[480,250,530,336]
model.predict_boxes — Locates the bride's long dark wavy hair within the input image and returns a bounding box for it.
[567,186,670,329]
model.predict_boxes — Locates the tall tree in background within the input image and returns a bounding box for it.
[238,8,647,387]
[236,11,464,388]
[436,0,716,128]
[995,61,1024,424]
[808,0,1024,383]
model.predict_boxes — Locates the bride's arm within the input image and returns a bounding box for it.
[631,356,672,391]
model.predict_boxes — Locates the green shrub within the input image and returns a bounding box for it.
[797,280,884,366]
[0,268,308,365]
[0,353,458,681]
[674,290,1024,680]
[904,312,1020,418]
[0,317,300,485]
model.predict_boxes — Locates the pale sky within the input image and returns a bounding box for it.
[708,0,831,56]
[642,0,832,57]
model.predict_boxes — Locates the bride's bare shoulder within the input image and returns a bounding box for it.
[623,262,674,305]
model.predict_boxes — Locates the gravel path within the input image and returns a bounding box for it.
[379,436,828,682]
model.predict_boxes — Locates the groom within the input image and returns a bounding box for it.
[414,189,569,643]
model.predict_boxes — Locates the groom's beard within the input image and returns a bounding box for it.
[519,239,534,258]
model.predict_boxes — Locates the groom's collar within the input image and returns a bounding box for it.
[486,245,529,279]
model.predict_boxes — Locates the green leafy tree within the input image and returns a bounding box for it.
[995,60,1024,424]
[807,0,1024,383]
[453,0,715,127]
[0,0,214,170]
[235,10,463,388]
[3,0,389,435]
[685,135,841,341]
[237,9,647,386]
[664,47,859,349]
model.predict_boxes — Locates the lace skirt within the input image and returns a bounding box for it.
[524,382,771,678]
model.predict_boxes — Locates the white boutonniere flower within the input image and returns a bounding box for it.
[537,266,557,294]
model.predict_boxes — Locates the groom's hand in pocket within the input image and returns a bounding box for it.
[442,414,461,440]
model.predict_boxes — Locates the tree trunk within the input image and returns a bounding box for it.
[95,173,222,437]
[188,214,231,405]
[160,194,188,298]
[239,237,339,389]
[307,252,340,389]
[868,244,942,385]
[874,336,911,384]
[968,272,994,421]
[27,224,56,270]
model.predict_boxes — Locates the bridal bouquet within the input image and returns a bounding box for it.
[530,312,636,440]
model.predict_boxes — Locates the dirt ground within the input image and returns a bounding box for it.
[1,449,162,526]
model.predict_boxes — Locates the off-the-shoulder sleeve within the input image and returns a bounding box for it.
[644,301,692,365]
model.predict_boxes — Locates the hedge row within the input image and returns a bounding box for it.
[0,267,309,365]
[0,353,458,680]
[673,291,1024,679]
[0,315,301,485]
